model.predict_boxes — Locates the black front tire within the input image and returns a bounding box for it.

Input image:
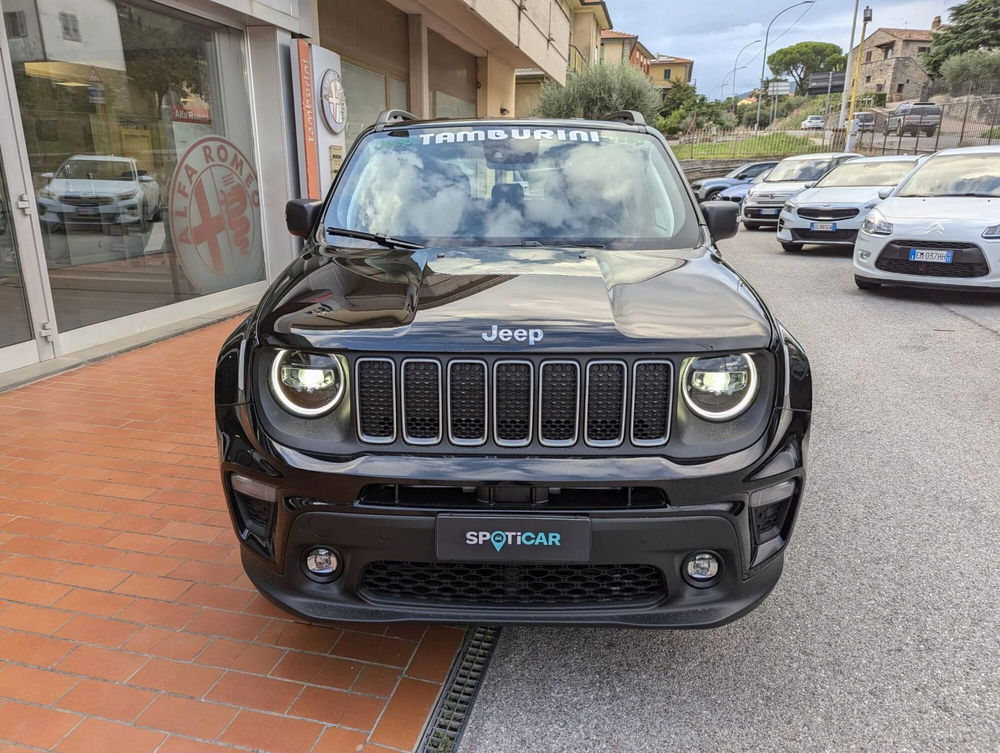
[855,275,882,290]
[705,188,723,201]
[780,241,801,252]
[742,221,759,231]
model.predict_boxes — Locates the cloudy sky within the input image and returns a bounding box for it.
[605,0,953,98]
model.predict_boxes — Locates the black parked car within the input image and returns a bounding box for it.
[215,110,812,627]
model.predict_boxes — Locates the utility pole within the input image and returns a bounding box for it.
[837,0,860,129]
[845,5,872,149]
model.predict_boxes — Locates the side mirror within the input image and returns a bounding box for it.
[286,198,323,238]
[803,181,816,189]
[41,172,53,180]
[139,175,154,183]
[877,187,893,200]
[700,200,739,242]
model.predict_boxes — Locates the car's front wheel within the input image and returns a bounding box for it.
[705,188,723,201]
[780,241,801,252]
[854,275,882,290]
[742,221,759,231]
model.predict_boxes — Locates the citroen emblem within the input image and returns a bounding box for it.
[926,221,944,235]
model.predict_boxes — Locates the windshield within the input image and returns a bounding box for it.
[815,160,917,188]
[897,154,1000,198]
[765,158,835,182]
[324,126,700,249]
[56,159,135,181]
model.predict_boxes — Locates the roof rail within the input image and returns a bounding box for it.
[375,109,420,128]
[602,110,646,126]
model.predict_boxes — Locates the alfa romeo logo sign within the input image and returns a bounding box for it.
[168,136,264,294]
[319,68,346,134]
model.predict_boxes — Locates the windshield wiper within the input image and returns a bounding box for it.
[324,227,423,249]
[514,241,607,249]
[932,192,999,198]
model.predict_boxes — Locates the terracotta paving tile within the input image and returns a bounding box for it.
[54,644,148,683]
[0,631,76,667]
[0,664,79,704]
[117,598,200,629]
[0,602,73,634]
[351,665,401,698]
[218,710,325,753]
[0,576,72,606]
[0,700,82,749]
[332,632,417,668]
[111,551,181,577]
[59,678,157,722]
[55,717,166,753]
[169,560,244,586]
[369,678,442,751]
[121,627,210,661]
[288,686,385,728]
[54,614,140,648]
[242,594,291,619]
[257,620,343,653]
[112,573,192,601]
[178,583,256,612]
[53,588,133,617]
[136,694,237,738]
[271,651,361,689]
[313,726,368,753]
[157,738,235,753]
[156,521,223,543]
[50,564,129,591]
[129,657,223,697]
[406,626,466,683]
[206,670,303,713]
[184,608,268,641]
[195,637,285,674]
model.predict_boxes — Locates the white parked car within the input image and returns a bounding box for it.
[776,155,923,252]
[37,154,160,231]
[801,115,825,130]
[741,152,861,230]
[854,146,1000,291]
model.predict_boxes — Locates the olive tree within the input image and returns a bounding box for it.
[533,63,661,123]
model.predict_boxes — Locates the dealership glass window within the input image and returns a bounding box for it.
[0,158,34,348]
[7,0,263,333]
[341,62,410,149]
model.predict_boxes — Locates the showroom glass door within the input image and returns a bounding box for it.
[0,159,35,354]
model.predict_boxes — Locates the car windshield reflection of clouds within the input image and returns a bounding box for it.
[898,155,1000,198]
[765,159,833,182]
[817,160,917,188]
[326,127,700,250]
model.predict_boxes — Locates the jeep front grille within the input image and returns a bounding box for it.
[355,356,673,449]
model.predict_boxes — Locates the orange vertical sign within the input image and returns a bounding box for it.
[297,39,321,199]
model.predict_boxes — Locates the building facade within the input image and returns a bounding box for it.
[649,54,694,99]
[0,0,569,377]
[599,29,651,75]
[853,18,943,103]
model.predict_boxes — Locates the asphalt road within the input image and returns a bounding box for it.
[460,228,1000,753]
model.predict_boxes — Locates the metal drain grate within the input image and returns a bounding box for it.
[419,626,500,753]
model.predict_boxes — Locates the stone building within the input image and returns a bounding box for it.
[852,17,946,103]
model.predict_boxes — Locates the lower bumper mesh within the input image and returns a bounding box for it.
[359,561,667,607]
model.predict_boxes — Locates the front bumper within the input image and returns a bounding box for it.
[854,232,1000,289]
[218,401,809,627]
[777,210,862,246]
[741,203,785,225]
[38,199,142,228]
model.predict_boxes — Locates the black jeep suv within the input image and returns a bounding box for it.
[215,110,812,627]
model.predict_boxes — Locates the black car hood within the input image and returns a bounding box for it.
[256,244,773,353]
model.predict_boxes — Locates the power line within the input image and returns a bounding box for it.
[739,2,818,77]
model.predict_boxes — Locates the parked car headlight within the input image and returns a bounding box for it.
[861,209,893,235]
[270,350,346,416]
[117,190,139,201]
[682,353,758,421]
[982,223,1000,239]
[783,201,797,213]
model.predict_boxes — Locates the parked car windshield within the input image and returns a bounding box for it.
[896,154,1000,198]
[764,158,834,182]
[325,126,701,249]
[55,159,135,181]
[815,159,917,188]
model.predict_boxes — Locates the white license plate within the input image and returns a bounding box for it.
[760,208,779,216]
[810,222,837,232]
[909,248,953,263]
[76,207,98,216]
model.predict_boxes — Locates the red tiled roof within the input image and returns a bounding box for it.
[601,29,637,39]
[879,28,936,41]
[652,55,693,64]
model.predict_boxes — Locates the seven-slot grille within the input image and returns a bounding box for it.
[355,357,673,449]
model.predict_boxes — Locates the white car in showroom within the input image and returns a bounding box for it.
[741,151,861,230]
[854,146,1000,291]
[37,154,160,232]
[777,155,922,252]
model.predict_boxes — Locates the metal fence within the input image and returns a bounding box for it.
[666,127,841,161]
[853,96,1000,155]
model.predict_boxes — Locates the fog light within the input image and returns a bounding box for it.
[859,250,871,260]
[685,552,720,581]
[305,547,339,576]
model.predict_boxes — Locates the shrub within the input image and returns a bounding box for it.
[533,63,661,124]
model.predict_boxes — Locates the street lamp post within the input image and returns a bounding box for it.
[755,0,816,130]
[732,40,761,114]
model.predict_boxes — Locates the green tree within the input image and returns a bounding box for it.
[767,42,846,95]
[923,0,1000,76]
[940,48,1000,85]
[533,63,661,123]
[658,79,700,116]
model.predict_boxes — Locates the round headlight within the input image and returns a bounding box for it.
[269,350,345,416]
[682,353,758,421]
